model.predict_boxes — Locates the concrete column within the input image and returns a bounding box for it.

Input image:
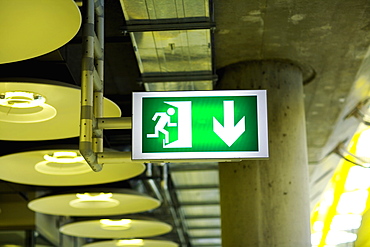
[218,60,311,246]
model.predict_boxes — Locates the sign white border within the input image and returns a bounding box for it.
[132,90,268,161]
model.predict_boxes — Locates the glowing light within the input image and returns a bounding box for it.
[311,232,322,245]
[0,91,57,123]
[312,221,324,232]
[345,166,370,190]
[76,192,113,200]
[330,214,362,230]
[318,189,334,215]
[336,190,368,214]
[34,160,91,175]
[356,128,370,158]
[34,151,90,176]
[100,219,132,226]
[325,230,357,245]
[43,151,85,163]
[100,219,132,231]
[0,91,46,108]
[116,239,144,246]
[69,193,119,208]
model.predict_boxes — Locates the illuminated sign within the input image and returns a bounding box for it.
[132,90,268,161]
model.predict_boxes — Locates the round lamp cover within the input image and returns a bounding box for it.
[60,219,172,239]
[0,150,144,186]
[0,0,81,64]
[0,81,121,140]
[28,191,160,216]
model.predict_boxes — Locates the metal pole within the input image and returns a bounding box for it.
[161,163,188,247]
[79,0,134,172]
[80,0,101,171]
[145,163,164,202]
[97,151,132,163]
[93,0,104,154]
[97,117,132,129]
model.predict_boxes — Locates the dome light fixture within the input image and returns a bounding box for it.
[43,151,85,163]
[0,81,121,141]
[0,149,145,186]
[59,219,173,239]
[0,0,81,64]
[0,91,46,108]
[35,151,91,175]
[28,190,161,216]
[0,90,57,123]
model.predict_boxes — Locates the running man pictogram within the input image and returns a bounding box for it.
[146,107,177,144]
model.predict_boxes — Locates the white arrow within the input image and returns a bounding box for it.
[213,100,245,147]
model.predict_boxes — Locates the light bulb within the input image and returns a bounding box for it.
[43,151,85,164]
[76,192,113,201]
[35,151,90,175]
[116,239,144,246]
[100,219,132,231]
[0,91,57,123]
[100,219,132,226]
[0,91,46,108]
[69,193,119,209]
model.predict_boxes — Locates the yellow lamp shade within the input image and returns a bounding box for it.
[0,0,81,64]
[59,219,173,239]
[28,190,160,216]
[0,81,121,140]
[0,149,145,186]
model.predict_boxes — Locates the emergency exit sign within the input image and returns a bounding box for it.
[132,90,268,161]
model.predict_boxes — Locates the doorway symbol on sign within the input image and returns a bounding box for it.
[146,101,192,148]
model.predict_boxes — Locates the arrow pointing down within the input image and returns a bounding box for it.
[213,100,245,147]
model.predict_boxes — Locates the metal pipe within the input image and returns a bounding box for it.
[93,0,104,154]
[161,163,188,247]
[97,117,132,129]
[95,0,104,81]
[93,68,103,91]
[97,151,132,163]
[94,33,103,60]
[93,90,104,153]
[94,0,104,16]
[145,163,164,202]
[80,0,101,172]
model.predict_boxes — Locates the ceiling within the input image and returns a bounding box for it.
[1,0,370,246]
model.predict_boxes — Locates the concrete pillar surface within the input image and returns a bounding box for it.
[218,60,311,247]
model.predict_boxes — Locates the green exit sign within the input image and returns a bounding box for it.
[132,90,268,161]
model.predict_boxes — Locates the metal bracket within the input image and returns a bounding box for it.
[334,141,370,168]
[122,18,215,32]
[345,98,370,125]
[140,71,218,83]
